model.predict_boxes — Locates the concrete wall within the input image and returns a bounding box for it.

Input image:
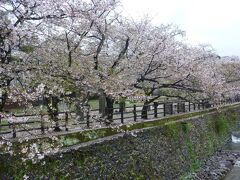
[1,105,240,179]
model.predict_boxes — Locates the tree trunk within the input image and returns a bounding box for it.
[75,92,89,122]
[99,90,106,117]
[141,101,149,119]
[0,91,7,112]
[105,96,114,124]
[119,99,126,112]
[0,81,11,112]
[76,102,85,122]
[46,96,61,131]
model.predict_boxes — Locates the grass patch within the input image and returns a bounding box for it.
[214,113,229,135]
[186,140,201,171]
[226,109,238,125]
[164,122,179,138]
[181,122,193,134]
[0,120,8,125]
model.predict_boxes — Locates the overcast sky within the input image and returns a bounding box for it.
[121,0,240,56]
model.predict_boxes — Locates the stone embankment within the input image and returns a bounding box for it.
[1,104,240,179]
[188,150,240,179]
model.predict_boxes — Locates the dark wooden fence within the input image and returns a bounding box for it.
[0,99,238,139]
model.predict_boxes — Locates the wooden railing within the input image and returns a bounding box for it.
[0,99,238,138]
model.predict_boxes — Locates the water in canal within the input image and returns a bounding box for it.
[224,132,240,180]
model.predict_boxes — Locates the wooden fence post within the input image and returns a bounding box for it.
[142,104,148,119]
[177,103,180,114]
[133,105,137,122]
[0,114,1,125]
[146,105,148,119]
[65,112,69,131]
[121,107,124,124]
[12,123,16,138]
[188,102,191,112]
[154,102,158,118]
[41,114,45,134]
[163,103,166,116]
[193,103,196,111]
[86,107,90,128]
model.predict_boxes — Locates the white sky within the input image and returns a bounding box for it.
[121,0,240,56]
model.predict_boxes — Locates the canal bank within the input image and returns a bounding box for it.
[1,104,240,179]
[185,134,240,180]
[223,133,240,180]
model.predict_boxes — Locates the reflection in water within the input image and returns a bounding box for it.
[232,135,240,143]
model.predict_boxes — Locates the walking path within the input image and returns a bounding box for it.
[1,102,238,141]
[1,102,197,139]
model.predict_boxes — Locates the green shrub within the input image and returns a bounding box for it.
[214,114,229,135]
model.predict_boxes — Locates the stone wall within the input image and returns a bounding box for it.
[1,105,240,179]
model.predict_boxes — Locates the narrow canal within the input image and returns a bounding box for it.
[224,133,240,180]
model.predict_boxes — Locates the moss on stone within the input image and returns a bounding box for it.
[181,122,193,134]
[163,122,179,138]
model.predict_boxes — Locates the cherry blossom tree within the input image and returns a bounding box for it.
[0,0,122,161]
[215,56,240,102]
[1,0,240,168]
[0,0,70,111]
